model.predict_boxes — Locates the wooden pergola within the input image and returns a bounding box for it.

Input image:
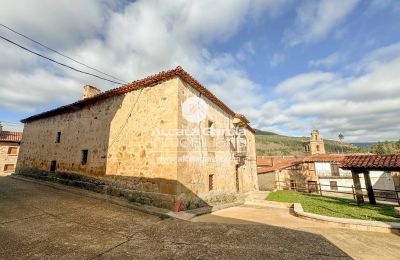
[341,154,400,205]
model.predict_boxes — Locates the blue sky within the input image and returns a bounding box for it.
[1,0,400,142]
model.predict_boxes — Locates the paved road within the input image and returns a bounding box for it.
[0,176,390,259]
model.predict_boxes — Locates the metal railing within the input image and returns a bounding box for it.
[273,180,400,206]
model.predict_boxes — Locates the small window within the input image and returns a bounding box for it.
[56,132,61,143]
[316,145,320,151]
[50,160,57,172]
[4,164,14,171]
[207,120,214,136]
[208,174,214,191]
[7,147,18,155]
[81,149,88,165]
[290,180,297,190]
[331,164,339,176]
[330,181,338,190]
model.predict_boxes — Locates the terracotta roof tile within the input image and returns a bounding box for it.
[341,154,400,170]
[21,66,255,133]
[0,131,22,142]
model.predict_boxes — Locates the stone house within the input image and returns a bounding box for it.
[16,67,258,210]
[0,124,22,176]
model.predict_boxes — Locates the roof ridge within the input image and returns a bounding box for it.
[20,66,254,132]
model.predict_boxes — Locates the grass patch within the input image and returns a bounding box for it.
[266,190,400,222]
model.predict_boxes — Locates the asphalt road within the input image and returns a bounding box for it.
[0,176,352,259]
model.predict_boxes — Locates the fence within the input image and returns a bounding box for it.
[273,180,400,206]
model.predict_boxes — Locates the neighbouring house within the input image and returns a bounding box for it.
[15,67,258,211]
[0,124,22,176]
[257,130,398,196]
[257,154,398,195]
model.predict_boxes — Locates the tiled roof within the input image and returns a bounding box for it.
[21,66,254,133]
[256,154,345,174]
[341,154,400,170]
[0,131,22,142]
[301,154,345,163]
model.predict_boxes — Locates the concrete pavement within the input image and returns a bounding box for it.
[0,176,351,259]
[192,205,400,260]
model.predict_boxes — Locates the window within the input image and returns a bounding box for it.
[316,145,320,152]
[50,160,57,172]
[207,120,214,136]
[7,147,18,155]
[56,132,61,143]
[290,180,297,190]
[331,164,339,176]
[330,181,338,191]
[4,164,14,171]
[308,181,317,193]
[81,149,88,165]
[208,174,214,191]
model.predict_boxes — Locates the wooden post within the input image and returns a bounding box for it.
[351,170,364,205]
[319,182,322,196]
[363,171,376,205]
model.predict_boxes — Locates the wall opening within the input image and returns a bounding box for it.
[56,132,61,143]
[4,164,14,171]
[50,160,57,172]
[81,149,88,165]
[331,164,339,176]
[7,147,18,155]
[330,181,338,190]
[208,174,214,191]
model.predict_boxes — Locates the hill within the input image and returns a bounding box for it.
[357,140,400,154]
[255,130,359,156]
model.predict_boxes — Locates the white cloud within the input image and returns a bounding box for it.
[256,42,400,142]
[309,51,345,67]
[284,0,359,46]
[0,0,290,115]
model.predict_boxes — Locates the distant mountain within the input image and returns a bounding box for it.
[255,129,358,156]
[351,142,377,148]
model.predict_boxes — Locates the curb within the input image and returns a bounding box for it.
[292,203,400,234]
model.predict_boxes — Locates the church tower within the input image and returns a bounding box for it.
[304,130,326,155]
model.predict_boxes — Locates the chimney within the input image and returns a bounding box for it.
[82,85,101,99]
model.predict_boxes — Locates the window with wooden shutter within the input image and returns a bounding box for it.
[4,164,14,171]
[330,181,338,190]
[7,147,18,155]
[331,164,340,176]
[208,174,214,191]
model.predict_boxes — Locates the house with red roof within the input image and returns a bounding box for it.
[0,124,22,175]
[15,67,258,211]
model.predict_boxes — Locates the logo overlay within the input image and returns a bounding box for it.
[182,96,208,123]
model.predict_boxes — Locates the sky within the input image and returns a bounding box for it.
[0,0,400,142]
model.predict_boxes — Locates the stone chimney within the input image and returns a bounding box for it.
[82,85,101,99]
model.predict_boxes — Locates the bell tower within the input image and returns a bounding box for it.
[304,130,325,155]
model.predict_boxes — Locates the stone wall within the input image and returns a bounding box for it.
[0,142,19,176]
[175,79,257,208]
[16,76,257,210]
[257,172,275,191]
